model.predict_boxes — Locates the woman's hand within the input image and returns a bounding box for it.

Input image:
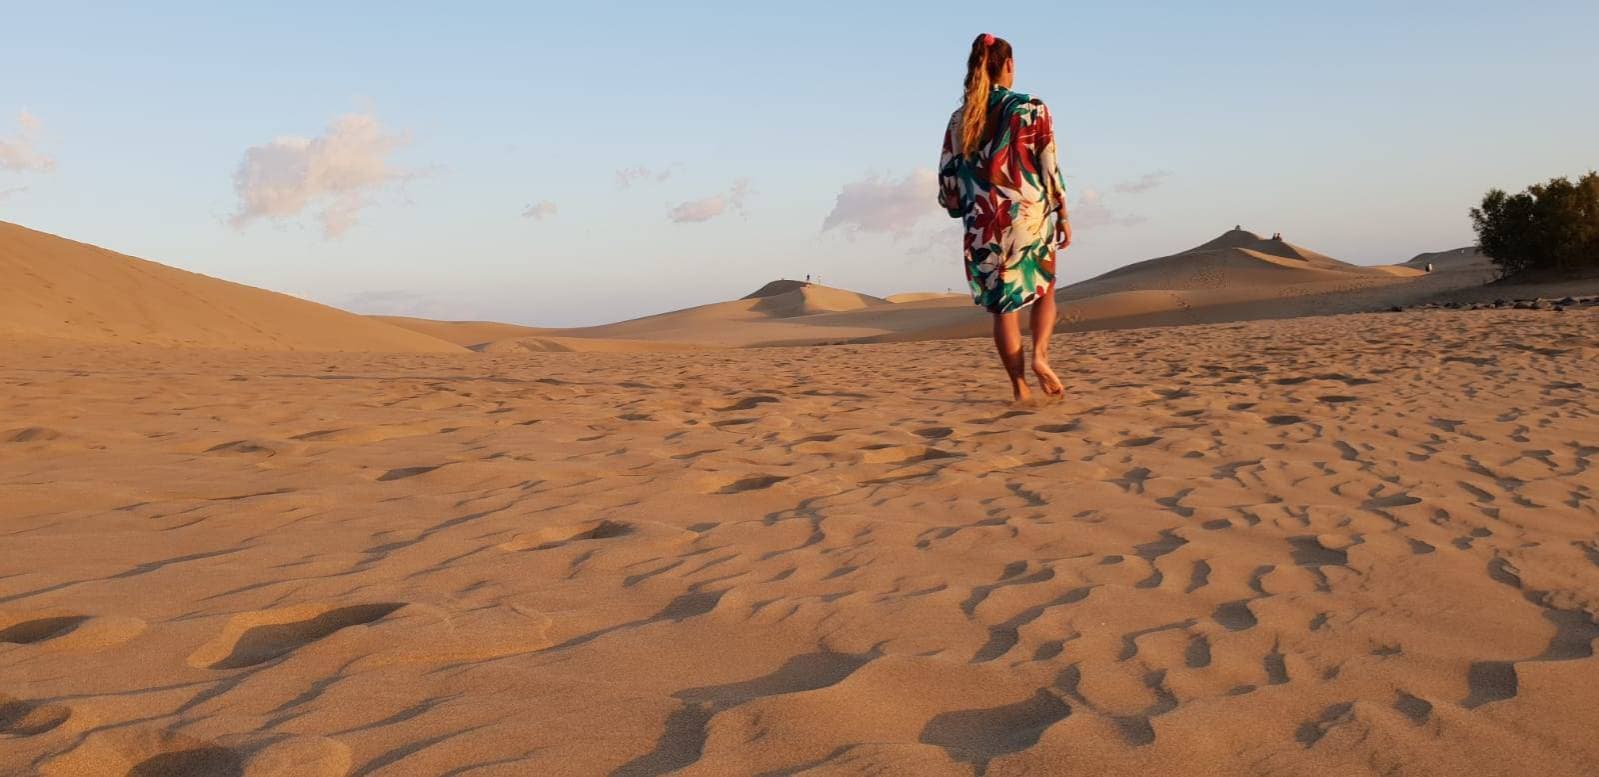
[1055,211,1073,250]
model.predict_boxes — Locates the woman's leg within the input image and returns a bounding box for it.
[1029,293,1065,397]
[992,311,1031,401]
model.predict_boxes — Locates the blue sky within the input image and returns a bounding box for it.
[3,1,1595,326]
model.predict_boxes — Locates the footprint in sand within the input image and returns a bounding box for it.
[39,729,241,777]
[717,395,780,412]
[859,444,963,465]
[919,689,1072,762]
[1212,600,1258,632]
[0,694,71,737]
[500,519,637,551]
[4,427,61,443]
[1361,493,1422,511]
[0,613,145,654]
[204,439,277,457]
[0,616,89,645]
[1394,691,1433,725]
[1295,702,1356,748]
[41,728,350,777]
[702,474,788,494]
[190,603,405,670]
[377,464,447,481]
[126,748,245,777]
[1034,422,1078,434]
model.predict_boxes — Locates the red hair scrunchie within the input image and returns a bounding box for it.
[982,33,995,46]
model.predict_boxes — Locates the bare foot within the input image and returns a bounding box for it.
[1033,358,1065,398]
[1011,381,1032,404]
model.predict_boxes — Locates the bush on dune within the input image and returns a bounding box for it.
[1471,171,1599,279]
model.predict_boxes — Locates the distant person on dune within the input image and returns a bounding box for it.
[938,33,1072,402]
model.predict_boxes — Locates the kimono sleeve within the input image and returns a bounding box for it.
[937,117,963,218]
[1033,102,1068,218]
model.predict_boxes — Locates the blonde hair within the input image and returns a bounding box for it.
[959,34,1012,155]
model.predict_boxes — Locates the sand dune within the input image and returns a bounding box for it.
[512,282,895,348]
[886,291,967,304]
[861,230,1485,344]
[1064,229,1414,299]
[369,316,553,348]
[365,318,705,354]
[1405,246,1491,271]
[477,335,711,353]
[447,229,1490,349]
[2,307,1594,775]
[5,217,1493,355]
[0,221,464,353]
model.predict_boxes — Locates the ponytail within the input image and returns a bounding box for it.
[959,33,1012,156]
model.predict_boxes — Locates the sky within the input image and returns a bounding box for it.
[3,1,1596,326]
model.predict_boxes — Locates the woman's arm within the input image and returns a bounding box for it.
[1034,103,1071,249]
[937,119,962,218]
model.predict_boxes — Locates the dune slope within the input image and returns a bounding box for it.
[481,282,894,348]
[0,221,464,352]
[369,316,554,348]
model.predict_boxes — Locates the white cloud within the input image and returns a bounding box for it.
[668,178,752,223]
[228,112,411,238]
[1112,170,1172,195]
[615,165,676,189]
[1071,189,1146,229]
[821,169,940,237]
[0,185,28,202]
[668,195,726,223]
[522,200,558,220]
[0,109,55,173]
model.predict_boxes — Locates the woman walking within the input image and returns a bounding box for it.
[938,33,1072,402]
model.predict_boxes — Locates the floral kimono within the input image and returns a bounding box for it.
[938,86,1069,314]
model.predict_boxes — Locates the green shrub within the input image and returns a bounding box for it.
[1470,172,1599,278]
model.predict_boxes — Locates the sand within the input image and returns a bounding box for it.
[2,221,1596,774]
[2,306,1596,776]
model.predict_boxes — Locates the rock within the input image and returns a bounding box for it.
[1388,305,1404,313]
[1533,299,1554,310]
